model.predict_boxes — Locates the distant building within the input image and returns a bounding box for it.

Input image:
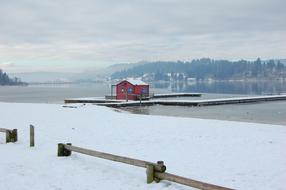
[116,79,149,100]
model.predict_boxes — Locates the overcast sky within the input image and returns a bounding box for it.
[0,0,285,72]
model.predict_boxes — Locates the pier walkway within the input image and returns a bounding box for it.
[94,94,286,107]
[65,94,286,107]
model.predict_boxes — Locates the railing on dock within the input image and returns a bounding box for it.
[58,143,233,190]
[0,128,18,143]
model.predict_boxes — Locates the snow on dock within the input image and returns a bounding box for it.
[155,94,286,106]
[65,94,286,107]
[65,97,124,104]
[151,93,202,98]
[64,93,202,104]
[94,94,286,107]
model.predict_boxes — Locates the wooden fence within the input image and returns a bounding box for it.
[58,143,233,190]
[0,128,18,143]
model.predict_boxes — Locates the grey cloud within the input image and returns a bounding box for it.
[0,0,285,71]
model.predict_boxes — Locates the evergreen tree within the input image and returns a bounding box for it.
[0,69,26,85]
[111,59,286,81]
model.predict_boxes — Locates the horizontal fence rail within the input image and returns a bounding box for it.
[57,143,233,190]
[155,172,231,190]
[60,144,166,172]
[0,128,18,143]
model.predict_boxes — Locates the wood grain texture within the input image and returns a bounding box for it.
[0,128,10,133]
[64,144,166,172]
[155,172,233,190]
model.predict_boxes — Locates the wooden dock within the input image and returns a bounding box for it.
[65,93,202,104]
[65,95,286,108]
[64,97,124,104]
[151,93,202,99]
[156,95,286,106]
[94,94,286,107]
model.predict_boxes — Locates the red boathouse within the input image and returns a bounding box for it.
[116,79,149,100]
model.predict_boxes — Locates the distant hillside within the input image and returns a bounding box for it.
[278,59,286,64]
[111,58,286,81]
[0,69,26,85]
[8,59,286,83]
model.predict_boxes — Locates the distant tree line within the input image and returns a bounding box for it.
[0,69,26,85]
[111,58,286,81]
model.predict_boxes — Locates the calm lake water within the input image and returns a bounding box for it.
[121,81,286,125]
[0,81,286,125]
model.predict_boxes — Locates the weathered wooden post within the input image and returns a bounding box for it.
[30,125,35,147]
[11,129,18,142]
[6,129,18,143]
[5,130,10,143]
[58,143,65,156]
[66,143,72,156]
[146,164,155,183]
[58,143,72,156]
[154,161,166,183]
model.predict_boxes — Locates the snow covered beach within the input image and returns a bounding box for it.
[0,102,285,190]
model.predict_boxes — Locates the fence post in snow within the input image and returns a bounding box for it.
[30,125,35,147]
[57,143,65,156]
[12,129,18,142]
[154,161,165,183]
[146,161,167,184]
[146,164,155,183]
[57,143,72,156]
[5,129,17,143]
[5,131,10,143]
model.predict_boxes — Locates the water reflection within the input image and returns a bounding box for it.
[125,81,286,125]
[121,101,286,125]
[151,81,286,95]
[123,106,151,115]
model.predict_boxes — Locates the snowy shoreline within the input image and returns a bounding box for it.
[0,102,285,190]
